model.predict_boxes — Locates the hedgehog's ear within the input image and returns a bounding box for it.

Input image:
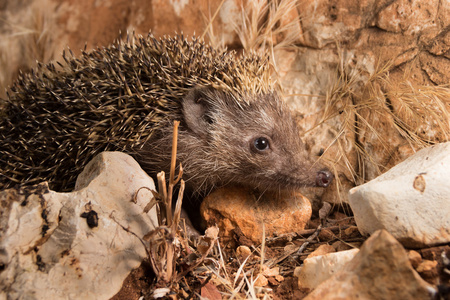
[182,87,214,138]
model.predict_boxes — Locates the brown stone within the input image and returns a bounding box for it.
[416,260,439,284]
[304,230,436,300]
[261,265,280,277]
[200,187,312,245]
[419,51,450,85]
[374,0,440,35]
[254,274,269,287]
[236,245,252,262]
[306,244,335,259]
[408,250,423,269]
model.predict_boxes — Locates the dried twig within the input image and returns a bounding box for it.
[136,121,185,286]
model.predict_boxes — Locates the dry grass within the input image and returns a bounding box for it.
[202,0,300,63]
[0,10,53,99]
[385,81,450,146]
[319,58,390,185]
[131,121,185,289]
[203,229,274,300]
[232,0,300,53]
[200,0,228,49]
[321,56,450,188]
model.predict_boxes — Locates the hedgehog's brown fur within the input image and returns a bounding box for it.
[1,33,332,194]
[0,33,274,191]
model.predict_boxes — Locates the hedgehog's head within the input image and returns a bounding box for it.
[179,87,333,193]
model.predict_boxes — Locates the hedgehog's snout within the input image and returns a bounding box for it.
[316,169,333,187]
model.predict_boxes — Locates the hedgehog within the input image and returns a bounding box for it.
[0,33,332,195]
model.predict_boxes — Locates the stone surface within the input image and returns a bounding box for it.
[304,230,436,300]
[0,152,158,300]
[408,250,423,269]
[297,248,359,290]
[200,187,312,245]
[349,142,450,247]
[306,244,336,259]
[236,245,252,261]
[374,0,441,35]
[254,274,269,287]
[416,260,439,285]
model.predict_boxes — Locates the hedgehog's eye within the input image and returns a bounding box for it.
[253,137,270,152]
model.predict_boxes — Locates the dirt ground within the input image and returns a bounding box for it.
[112,206,450,299]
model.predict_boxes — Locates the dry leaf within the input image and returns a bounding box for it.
[201,282,222,300]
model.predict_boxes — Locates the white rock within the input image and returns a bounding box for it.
[304,230,436,300]
[0,152,158,300]
[296,249,359,289]
[349,142,450,247]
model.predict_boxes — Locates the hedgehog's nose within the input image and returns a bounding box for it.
[316,169,333,187]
